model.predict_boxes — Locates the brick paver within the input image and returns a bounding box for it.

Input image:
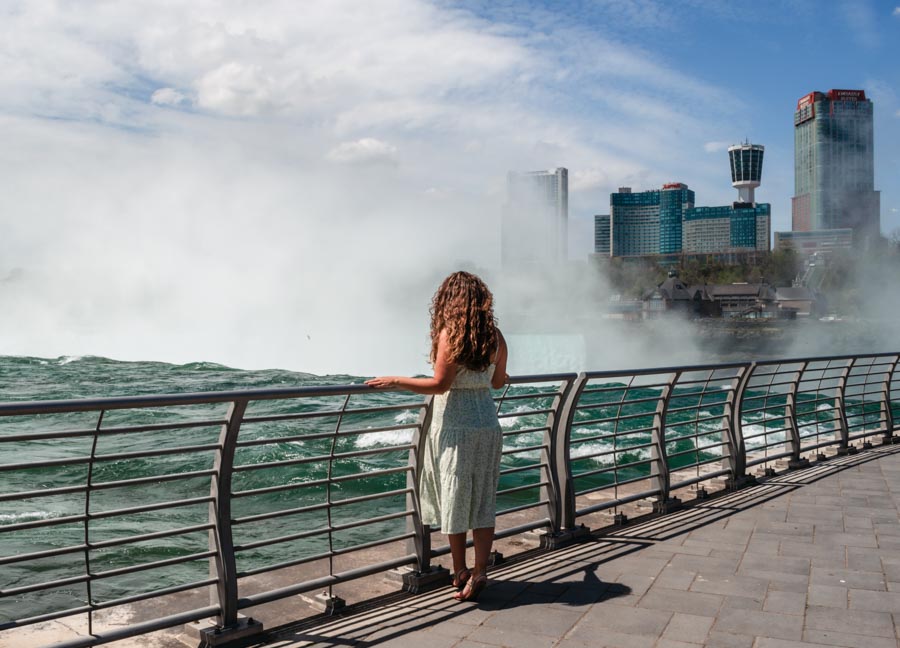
[264,445,900,647]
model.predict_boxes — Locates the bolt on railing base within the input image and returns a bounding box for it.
[651,497,682,514]
[489,550,505,567]
[862,441,874,449]
[538,525,590,550]
[788,457,811,469]
[613,512,628,526]
[182,615,263,647]
[836,446,858,456]
[387,566,450,594]
[300,591,347,616]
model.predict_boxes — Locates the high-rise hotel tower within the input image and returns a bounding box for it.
[792,89,880,244]
[502,168,568,266]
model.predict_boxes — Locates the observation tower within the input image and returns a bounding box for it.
[728,141,764,204]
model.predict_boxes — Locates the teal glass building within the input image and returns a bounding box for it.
[610,184,694,256]
[682,204,771,253]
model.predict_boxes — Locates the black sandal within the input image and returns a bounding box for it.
[453,573,487,601]
[452,567,471,590]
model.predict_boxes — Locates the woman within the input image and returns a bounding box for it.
[366,271,508,602]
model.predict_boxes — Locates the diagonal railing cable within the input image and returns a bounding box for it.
[0,352,898,647]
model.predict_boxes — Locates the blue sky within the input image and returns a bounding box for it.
[0,0,898,372]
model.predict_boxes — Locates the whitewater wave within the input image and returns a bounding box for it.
[354,429,415,448]
[570,440,616,460]
[498,405,541,429]
[0,511,60,524]
[57,355,83,365]
[393,411,418,424]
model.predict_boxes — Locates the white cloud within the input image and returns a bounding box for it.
[704,141,731,153]
[195,62,279,116]
[150,88,187,106]
[326,138,398,165]
[894,7,900,16]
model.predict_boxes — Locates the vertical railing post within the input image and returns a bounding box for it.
[835,358,855,454]
[786,362,808,468]
[881,355,899,444]
[651,372,678,512]
[210,399,247,628]
[548,373,585,533]
[409,395,434,572]
[723,363,753,488]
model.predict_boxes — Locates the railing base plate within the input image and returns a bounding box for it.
[788,457,810,469]
[726,475,757,490]
[837,446,859,456]
[300,591,347,615]
[183,615,263,647]
[652,497,682,514]
[539,526,590,550]
[882,434,896,445]
[388,566,450,594]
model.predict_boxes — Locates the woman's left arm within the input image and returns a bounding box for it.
[490,329,509,390]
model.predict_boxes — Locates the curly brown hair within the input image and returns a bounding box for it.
[429,271,499,371]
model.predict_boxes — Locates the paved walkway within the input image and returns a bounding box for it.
[259,444,900,648]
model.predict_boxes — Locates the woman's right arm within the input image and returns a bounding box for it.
[490,330,509,390]
[365,329,457,395]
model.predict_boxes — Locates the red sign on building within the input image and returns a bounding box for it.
[797,92,818,110]
[827,89,866,101]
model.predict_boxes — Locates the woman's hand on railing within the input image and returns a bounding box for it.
[365,376,399,388]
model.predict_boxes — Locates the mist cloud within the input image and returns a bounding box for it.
[0,0,813,376]
[327,138,399,166]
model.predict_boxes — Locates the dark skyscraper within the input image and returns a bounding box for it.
[792,89,880,244]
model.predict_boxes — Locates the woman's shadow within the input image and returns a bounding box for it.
[474,562,632,610]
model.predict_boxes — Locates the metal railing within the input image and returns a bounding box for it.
[1,352,898,647]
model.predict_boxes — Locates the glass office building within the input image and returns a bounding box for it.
[610,184,694,257]
[792,89,880,244]
[682,204,771,253]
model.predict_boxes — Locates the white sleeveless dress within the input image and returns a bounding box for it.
[419,365,503,534]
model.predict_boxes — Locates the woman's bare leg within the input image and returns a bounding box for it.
[472,527,494,577]
[448,531,468,577]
